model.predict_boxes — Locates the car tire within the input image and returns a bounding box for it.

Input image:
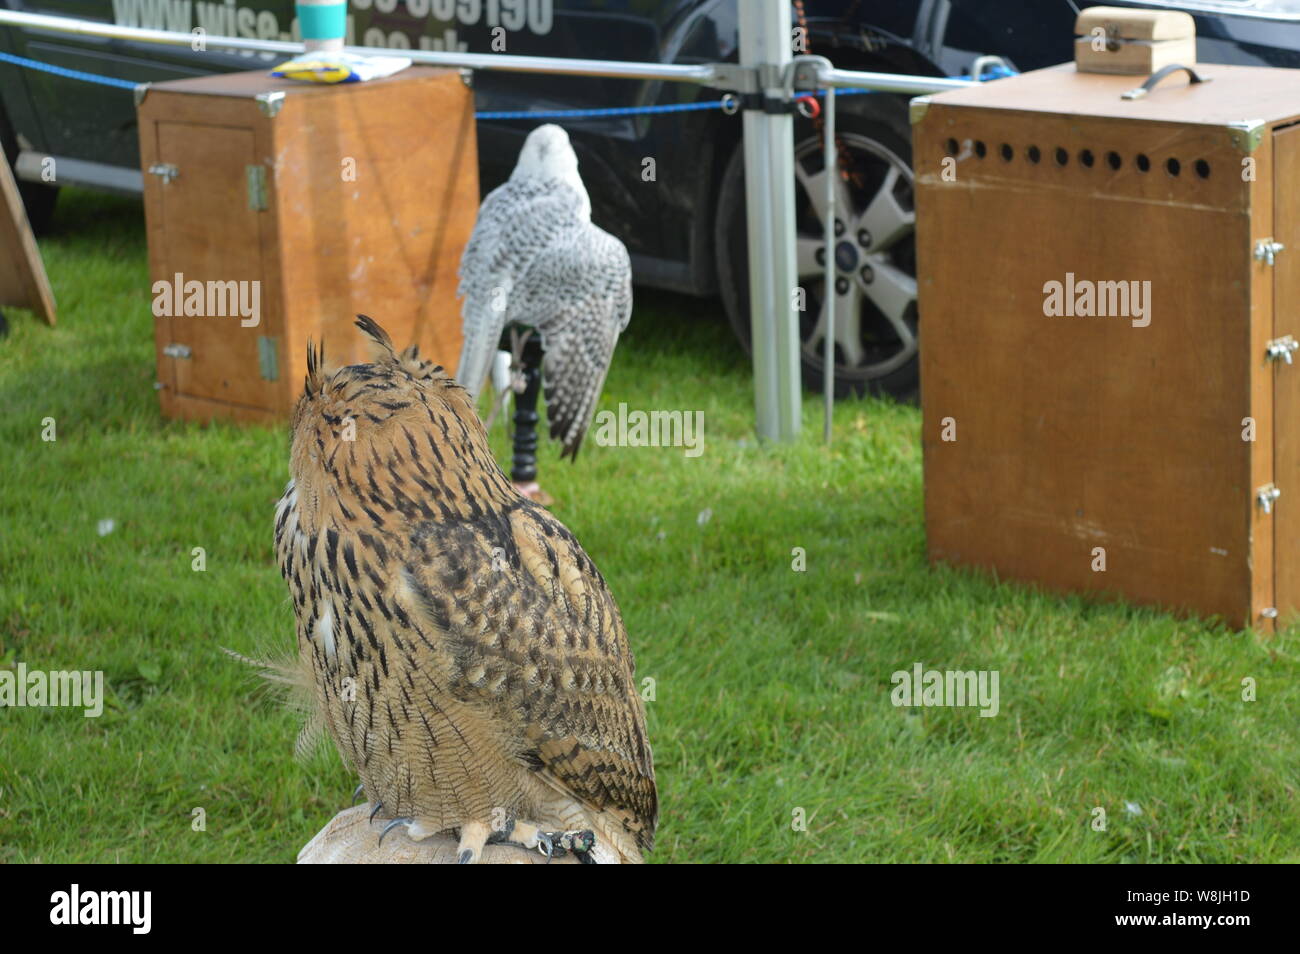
[1,107,58,236]
[714,96,918,399]
[16,181,58,235]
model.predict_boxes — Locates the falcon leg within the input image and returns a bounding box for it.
[510,335,546,501]
[484,327,532,433]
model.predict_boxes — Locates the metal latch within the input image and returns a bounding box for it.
[1255,239,1285,266]
[247,165,268,211]
[1266,335,1299,364]
[258,336,279,381]
[1256,483,1281,514]
[162,343,192,359]
[148,163,178,184]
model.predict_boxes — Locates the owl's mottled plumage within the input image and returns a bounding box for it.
[456,124,632,458]
[276,316,656,863]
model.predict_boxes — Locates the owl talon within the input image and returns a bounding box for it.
[368,801,385,823]
[535,833,555,862]
[378,816,413,846]
[351,784,365,805]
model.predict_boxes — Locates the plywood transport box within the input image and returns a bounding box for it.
[913,63,1300,630]
[137,67,477,423]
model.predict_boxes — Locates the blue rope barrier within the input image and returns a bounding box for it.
[0,49,1016,120]
[475,100,726,120]
[815,64,1018,98]
[0,50,140,90]
[953,64,1020,82]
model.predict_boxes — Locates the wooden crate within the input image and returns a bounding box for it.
[1073,6,1195,75]
[913,63,1300,629]
[137,67,478,423]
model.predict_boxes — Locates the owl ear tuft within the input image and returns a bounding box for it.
[355,314,397,359]
[305,338,325,397]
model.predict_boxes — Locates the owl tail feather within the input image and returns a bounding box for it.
[221,646,326,762]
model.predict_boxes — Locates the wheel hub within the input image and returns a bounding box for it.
[834,240,859,273]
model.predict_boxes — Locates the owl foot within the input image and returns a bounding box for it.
[456,819,494,863]
[484,817,597,863]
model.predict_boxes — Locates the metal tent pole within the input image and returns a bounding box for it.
[738,0,801,443]
[822,83,836,444]
[0,10,976,94]
[0,9,721,85]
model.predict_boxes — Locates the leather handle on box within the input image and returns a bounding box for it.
[1122,64,1209,100]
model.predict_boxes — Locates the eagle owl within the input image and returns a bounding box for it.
[275,316,656,863]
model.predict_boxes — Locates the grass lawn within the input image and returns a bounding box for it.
[1,189,1298,863]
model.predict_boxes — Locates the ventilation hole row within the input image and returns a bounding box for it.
[942,137,1212,179]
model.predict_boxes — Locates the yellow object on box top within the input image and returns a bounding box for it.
[271,52,412,84]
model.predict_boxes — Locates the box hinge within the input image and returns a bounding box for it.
[1266,335,1298,365]
[257,336,279,381]
[162,343,192,359]
[246,165,268,211]
[1254,239,1285,266]
[1256,483,1281,514]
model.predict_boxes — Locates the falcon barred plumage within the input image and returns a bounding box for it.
[456,124,632,459]
[275,316,656,863]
